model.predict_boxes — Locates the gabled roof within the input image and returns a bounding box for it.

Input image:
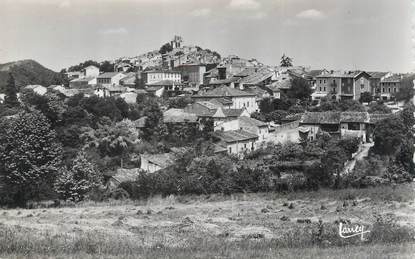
[368,113,392,124]
[213,129,258,143]
[141,153,175,168]
[367,72,389,79]
[112,168,140,184]
[300,112,341,124]
[238,67,273,85]
[306,69,328,77]
[163,109,198,123]
[147,80,184,86]
[97,72,123,79]
[193,86,255,98]
[300,111,370,124]
[316,71,371,79]
[340,112,369,123]
[238,116,268,127]
[381,74,402,83]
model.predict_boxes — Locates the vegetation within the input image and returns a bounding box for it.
[396,75,415,102]
[280,54,293,67]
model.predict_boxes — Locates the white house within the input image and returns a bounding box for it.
[97,72,126,87]
[141,70,182,85]
[213,130,259,156]
[24,85,48,96]
[192,86,258,114]
[140,153,175,173]
[82,65,100,78]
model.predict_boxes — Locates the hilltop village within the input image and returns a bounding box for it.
[0,36,414,204]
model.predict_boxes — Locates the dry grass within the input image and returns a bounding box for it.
[0,183,414,258]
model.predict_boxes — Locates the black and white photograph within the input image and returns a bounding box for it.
[0,0,415,258]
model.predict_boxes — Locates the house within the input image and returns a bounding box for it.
[184,101,250,129]
[299,111,369,142]
[215,116,269,143]
[94,85,126,98]
[368,72,390,98]
[236,67,274,89]
[82,65,100,78]
[146,80,184,97]
[192,86,258,113]
[140,153,176,173]
[163,108,198,124]
[119,92,138,104]
[69,76,97,88]
[141,70,181,85]
[96,72,126,87]
[176,64,206,86]
[24,85,47,96]
[213,130,258,156]
[379,74,403,100]
[313,71,372,101]
[120,72,138,87]
[108,168,140,189]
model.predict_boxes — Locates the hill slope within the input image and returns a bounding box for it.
[0,59,65,92]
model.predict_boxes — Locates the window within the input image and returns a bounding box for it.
[333,80,335,83]
[244,143,247,149]
[382,88,385,93]
[323,80,326,83]
[229,147,232,153]
[247,102,249,107]
[319,80,322,84]
[361,84,364,89]
[323,87,326,91]
[394,88,397,93]
[319,87,322,91]
[388,88,391,93]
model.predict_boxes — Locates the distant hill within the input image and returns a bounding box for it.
[0,59,65,92]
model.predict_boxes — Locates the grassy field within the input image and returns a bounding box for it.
[0,183,414,258]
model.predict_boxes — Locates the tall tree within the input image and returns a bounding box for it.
[287,77,312,101]
[396,75,415,103]
[4,73,19,108]
[0,111,62,206]
[280,54,293,67]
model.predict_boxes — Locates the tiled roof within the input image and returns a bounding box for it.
[163,109,198,123]
[213,129,258,143]
[238,116,268,127]
[340,112,369,123]
[141,153,175,168]
[148,80,183,86]
[368,113,392,124]
[300,111,370,124]
[97,72,122,79]
[222,109,246,117]
[70,76,96,83]
[306,69,327,77]
[316,71,370,79]
[112,168,140,184]
[381,74,402,83]
[367,72,389,79]
[300,112,341,124]
[194,86,255,98]
[238,68,273,85]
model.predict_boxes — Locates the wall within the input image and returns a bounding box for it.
[140,158,162,173]
[226,139,256,155]
[231,96,258,113]
[354,76,371,100]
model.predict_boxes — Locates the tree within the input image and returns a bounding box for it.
[100,61,114,73]
[338,99,365,112]
[359,92,373,103]
[396,76,415,103]
[159,43,173,55]
[4,73,19,108]
[0,111,62,206]
[373,116,406,155]
[142,99,163,140]
[280,54,293,67]
[321,145,347,188]
[167,96,193,109]
[287,78,312,101]
[368,101,391,114]
[259,97,274,114]
[54,152,101,202]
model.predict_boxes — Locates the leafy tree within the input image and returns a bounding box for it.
[287,78,312,101]
[396,76,415,103]
[54,152,101,202]
[368,101,391,114]
[4,73,19,108]
[373,116,406,155]
[321,145,347,188]
[142,98,163,140]
[167,96,193,109]
[0,111,62,206]
[280,54,293,67]
[100,61,114,73]
[338,99,365,112]
[259,97,274,114]
[68,60,100,72]
[266,110,289,124]
[159,43,173,54]
[359,92,373,103]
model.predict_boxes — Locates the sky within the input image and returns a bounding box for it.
[0,0,413,73]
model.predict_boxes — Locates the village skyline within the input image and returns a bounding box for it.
[0,0,413,73]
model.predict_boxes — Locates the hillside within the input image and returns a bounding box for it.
[0,59,65,92]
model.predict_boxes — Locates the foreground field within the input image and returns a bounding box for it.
[0,184,415,258]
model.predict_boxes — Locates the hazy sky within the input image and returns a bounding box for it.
[0,0,413,72]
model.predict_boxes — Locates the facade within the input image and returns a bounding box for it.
[82,65,100,78]
[176,64,206,86]
[141,70,181,85]
[379,74,403,100]
[140,153,175,173]
[96,72,126,87]
[94,85,126,98]
[367,72,390,98]
[213,130,259,156]
[299,111,370,142]
[69,76,97,88]
[192,86,258,114]
[313,71,372,101]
